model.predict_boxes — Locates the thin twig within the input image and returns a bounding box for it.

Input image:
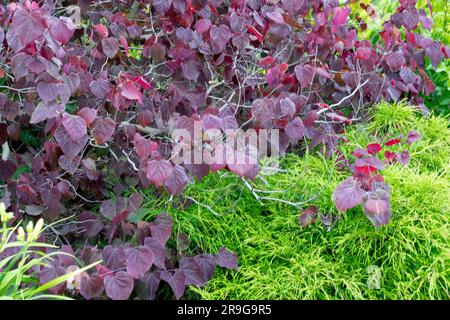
[317,79,369,115]
[185,196,220,216]
[57,178,102,203]
[122,150,139,172]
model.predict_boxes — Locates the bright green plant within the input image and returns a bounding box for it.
[424,60,450,116]
[0,203,99,300]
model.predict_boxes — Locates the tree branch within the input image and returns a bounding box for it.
[317,79,369,115]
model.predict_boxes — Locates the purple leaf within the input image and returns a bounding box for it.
[176,28,193,43]
[172,0,186,14]
[387,86,401,102]
[356,47,372,60]
[0,100,19,122]
[216,247,238,270]
[402,9,419,30]
[194,254,217,283]
[332,177,365,212]
[125,246,155,279]
[102,37,120,58]
[386,52,405,72]
[79,212,104,238]
[252,98,274,125]
[62,113,87,141]
[150,214,173,245]
[6,8,46,53]
[0,124,7,145]
[164,164,188,195]
[227,146,259,180]
[397,150,410,165]
[55,125,88,158]
[120,81,143,103]
[39,265,66,294]
[425,42,444,68]
[179,257,205,286]
[279,98,296,118]
[102,245,126,270]
[146,159,173,187]
[128,192,144,213]
[362,182,391,228]
[161,270,186,300]
[325,112,351,124]
[419,9,433,30]
[144,237,167,269]
[332,7,350,33]
[363,199,390,227]
[10,53,28,80]
[295,64,314,88]
[36,81,70,105]
[195,19,211,34]
[25,205,45,216]
[80,273,104,300]
[181,60,201,82]
[232,33,250,51]
[299,205,318,228]
[89,79,110,99]
[367,143,382,155]
[210,25,232,54]
[41,187,62,211]
[221,115,238,130]
[285,117,305,143]
[63,73,80,94]
[355,156,384,171]
[49,17,75,44]
[37,82,59,105]
[30,102,64,124]
[0,160,17,181]
[134,133,158,158]
[141,272,161,300]
[266,11,285,24]
[100,197,128,220]
[202,114,222,130]
[78,107,97,126]
[319,214,333,227]
[406,130,420,144]
[185,163,211,181]
[265,65,284,87]
[91,117,115,144]
[104,271,134,300]
[152,0,172,15]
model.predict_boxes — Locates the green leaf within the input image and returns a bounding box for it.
[10,165,32,180]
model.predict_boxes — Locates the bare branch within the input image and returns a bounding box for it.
[185,196,220,216]
[317,79,370,115]
[122,150,139,172]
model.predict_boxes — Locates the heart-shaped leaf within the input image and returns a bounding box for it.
[125,246,155,279]
[104,271,134,300]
